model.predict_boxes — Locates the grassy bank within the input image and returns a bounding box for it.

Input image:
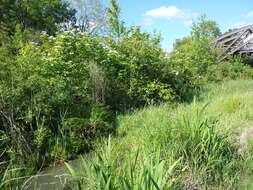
[67,80,253,190]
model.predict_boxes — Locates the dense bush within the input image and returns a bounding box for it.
[0,28,193,171]
[206,57,253,81]
[0,32,112,168]
[169,35,253,88]
[169,16,253,89]
[105,28,179,110]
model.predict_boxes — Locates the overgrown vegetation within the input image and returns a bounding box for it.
[0,0,253,189]
[67,80,253,190]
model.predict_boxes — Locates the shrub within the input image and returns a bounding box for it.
[105,28,178,110]
[0,33,112,167]
[205,57,253,82]
[0,30,191,169]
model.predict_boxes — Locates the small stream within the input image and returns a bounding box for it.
[23,157,83,190]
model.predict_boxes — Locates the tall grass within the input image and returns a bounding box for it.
[0,165,32,190]
[67,138,180,190]
[67,80,253,189]
[170,106,240,189]
[2,80,253,189]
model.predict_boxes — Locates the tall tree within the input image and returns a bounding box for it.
[107,0,125,38]
[0,0,75,39]
[67,0,108,35]
[191,15,221,40]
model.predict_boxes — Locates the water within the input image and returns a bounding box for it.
[23,158,83,190]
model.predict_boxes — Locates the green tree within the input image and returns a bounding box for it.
[169,16,221,92]
[0,0,75,39]
[173,37,191,49]
[107,0,126,38]
[191,15,221,39]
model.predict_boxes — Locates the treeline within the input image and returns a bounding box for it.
[0,0,252,186]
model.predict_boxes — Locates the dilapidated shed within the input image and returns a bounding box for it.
[213,24,253,60]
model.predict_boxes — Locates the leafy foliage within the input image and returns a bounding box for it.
[107,0,126,38]
[0,0,75,39]
[0,1,253,189]
[191,15,221,39]
[171,16,252,87]
[0,28,182,176]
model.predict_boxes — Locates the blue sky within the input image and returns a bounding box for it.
[103,0,253,50]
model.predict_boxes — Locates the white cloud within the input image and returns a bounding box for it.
[144,6,198,20]
[244,11,253,18]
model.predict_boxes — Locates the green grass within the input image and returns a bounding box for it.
[2,80,253,189]
[66,80,253,189]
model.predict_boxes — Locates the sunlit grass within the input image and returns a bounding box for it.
[67,80,253,189]
[2,80,253,189]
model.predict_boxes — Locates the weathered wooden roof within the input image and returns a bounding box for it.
[213,24,253,60]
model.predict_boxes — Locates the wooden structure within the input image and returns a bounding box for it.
[213,24,253,60]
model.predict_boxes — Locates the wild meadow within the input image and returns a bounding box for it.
[0,0,253,189]
[66,80,253,190]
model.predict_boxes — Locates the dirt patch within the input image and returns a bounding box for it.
[238,127,253,156]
